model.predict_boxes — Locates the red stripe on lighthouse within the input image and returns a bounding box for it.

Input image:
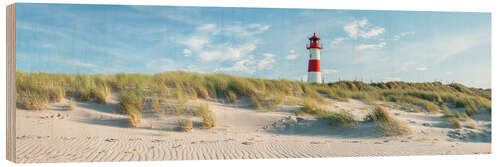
[308,60,320,72]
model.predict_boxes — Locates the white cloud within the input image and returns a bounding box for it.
[263,53,276,58]
[58,59,98,69]
[217,58,256,74]
[177,23,270,62]
[330,37,346,46]
[180,35,210,51]
[344,19,384,39]
[415,67,428,71]
[382,77,402,82]
[356,42,386,50]
[344,19,367,38]
[400,31,416,37]
[197,24,217,32]
[258,53,276,70]
[392,30,488,71]
[392,31,416,40]
[361,27,385,38]
[145,58,183,73]
[223,24,271,37]
[285,49,298,60]
[183,49,192,56]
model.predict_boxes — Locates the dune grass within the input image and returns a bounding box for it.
[177,118,193,132]
[65,99,74,111]
[93,85,110,104]
[441,104,452,116]
[321,110,357,128]
[249,93,285,112]
[125,106,142,127]
[317,87,351,102]
[443,117,462,129]
[300,97,330,116]
[16,71,490,121]
[119,91,144,127]
[441,108,477,129]
[197,104,216,129]
[364,106,411,136]
[151,97,162,113]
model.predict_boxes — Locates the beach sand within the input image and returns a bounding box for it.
[15,94,491,163]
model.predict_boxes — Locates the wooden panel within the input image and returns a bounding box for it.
[6,3,16,163]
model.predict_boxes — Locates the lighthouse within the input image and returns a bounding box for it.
[306,33,322,83]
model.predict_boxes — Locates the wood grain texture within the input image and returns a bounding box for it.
[6,3,16,163]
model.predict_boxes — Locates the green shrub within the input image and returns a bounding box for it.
[120,91,144,112]
[151,97,161,113]
[250,94,264,110]
[225,90,237,103]
[364,106,411,136]
[302,85,325,102]
[443,117,462,129]
[78,87,93,101]
[302,98,328,116]
[321,110,357,128]
[66,99,74,111]
[124,105,142,127]
[177,118,193,132]
[198,104,216,128]
[441,104,452,116]
[93,86,109,104]
[267,94,284,109]
[17,90,49,110]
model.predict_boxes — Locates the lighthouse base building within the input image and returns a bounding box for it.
[306,33,322,83]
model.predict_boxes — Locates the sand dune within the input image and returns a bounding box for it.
[15,94,491,163]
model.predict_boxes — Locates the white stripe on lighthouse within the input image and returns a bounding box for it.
[307,72,321,83]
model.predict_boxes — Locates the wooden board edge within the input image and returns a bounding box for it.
[6,3,16,163]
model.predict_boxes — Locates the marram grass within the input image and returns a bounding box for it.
[16,70,491,119]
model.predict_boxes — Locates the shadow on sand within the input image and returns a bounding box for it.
[265,119,381,139]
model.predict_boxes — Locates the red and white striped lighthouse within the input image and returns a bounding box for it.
[306,33,322,83]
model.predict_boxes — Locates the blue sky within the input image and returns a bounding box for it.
[16,3,491,88]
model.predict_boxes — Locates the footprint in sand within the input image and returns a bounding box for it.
[223,138,234,142]
[241,141,254,145]
[151,139,164,143]
[105,138,118,142]
[172,144,183,148]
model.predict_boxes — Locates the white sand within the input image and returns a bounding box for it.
[15,94,491,163]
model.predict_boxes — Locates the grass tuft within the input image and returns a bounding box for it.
[65,99,74,111]
[125,105,142,127]
[119,91,144,127]
[364,106,411,136]
[177,118,193,132]
[443,117,462,129]
[197,104,216,129]
[301,98,329,116]
[93,85,110,104]
[321,110,357,128]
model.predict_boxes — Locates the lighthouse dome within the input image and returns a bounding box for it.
[308,33,321,40]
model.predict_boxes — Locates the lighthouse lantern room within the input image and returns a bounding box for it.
[306,33,322,83]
